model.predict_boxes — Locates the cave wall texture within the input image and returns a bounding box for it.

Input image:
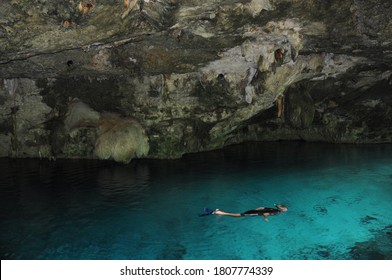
[0,0,391,161]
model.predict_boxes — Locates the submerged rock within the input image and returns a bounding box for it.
[313,205,328,216]
[158,242,187,260]
[360,215,378,225]
[348,225,392,260]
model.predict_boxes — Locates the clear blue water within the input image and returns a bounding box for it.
[1,142,391,260]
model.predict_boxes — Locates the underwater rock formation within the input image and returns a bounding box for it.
[158,242,187,260]
[0,0,392,160]
[348,225,392,260]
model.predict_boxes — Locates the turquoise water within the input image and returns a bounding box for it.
[0,142,391,259]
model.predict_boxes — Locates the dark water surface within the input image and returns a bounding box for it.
[1,142,391,259]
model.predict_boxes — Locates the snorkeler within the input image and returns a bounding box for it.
[199,204,288,222]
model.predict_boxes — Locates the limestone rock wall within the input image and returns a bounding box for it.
[0,0,391,161]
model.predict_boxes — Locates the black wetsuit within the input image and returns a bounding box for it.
[241,207,280,217]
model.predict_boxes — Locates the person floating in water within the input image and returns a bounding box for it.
[199,204,288,222]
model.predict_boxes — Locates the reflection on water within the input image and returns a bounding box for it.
[97,163,151,206]
[0,142,391,259]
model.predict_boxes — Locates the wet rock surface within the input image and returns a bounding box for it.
[1,0,392,161]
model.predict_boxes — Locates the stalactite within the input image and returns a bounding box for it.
[11,108,18,151]
[4,78,18,96]
[277,94,284,118]
[122,0,138,18]
[4,79,19,152]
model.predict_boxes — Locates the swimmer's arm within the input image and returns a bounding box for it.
[255,207,265,210]
[263,213,269,222]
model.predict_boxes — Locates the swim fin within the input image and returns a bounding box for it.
[198,207,214,217]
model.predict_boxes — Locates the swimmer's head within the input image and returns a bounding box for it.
[276,204,288,212]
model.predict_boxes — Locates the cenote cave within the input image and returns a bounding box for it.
[0,0,391,260]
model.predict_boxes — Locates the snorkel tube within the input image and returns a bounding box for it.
[275,204,288,212]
